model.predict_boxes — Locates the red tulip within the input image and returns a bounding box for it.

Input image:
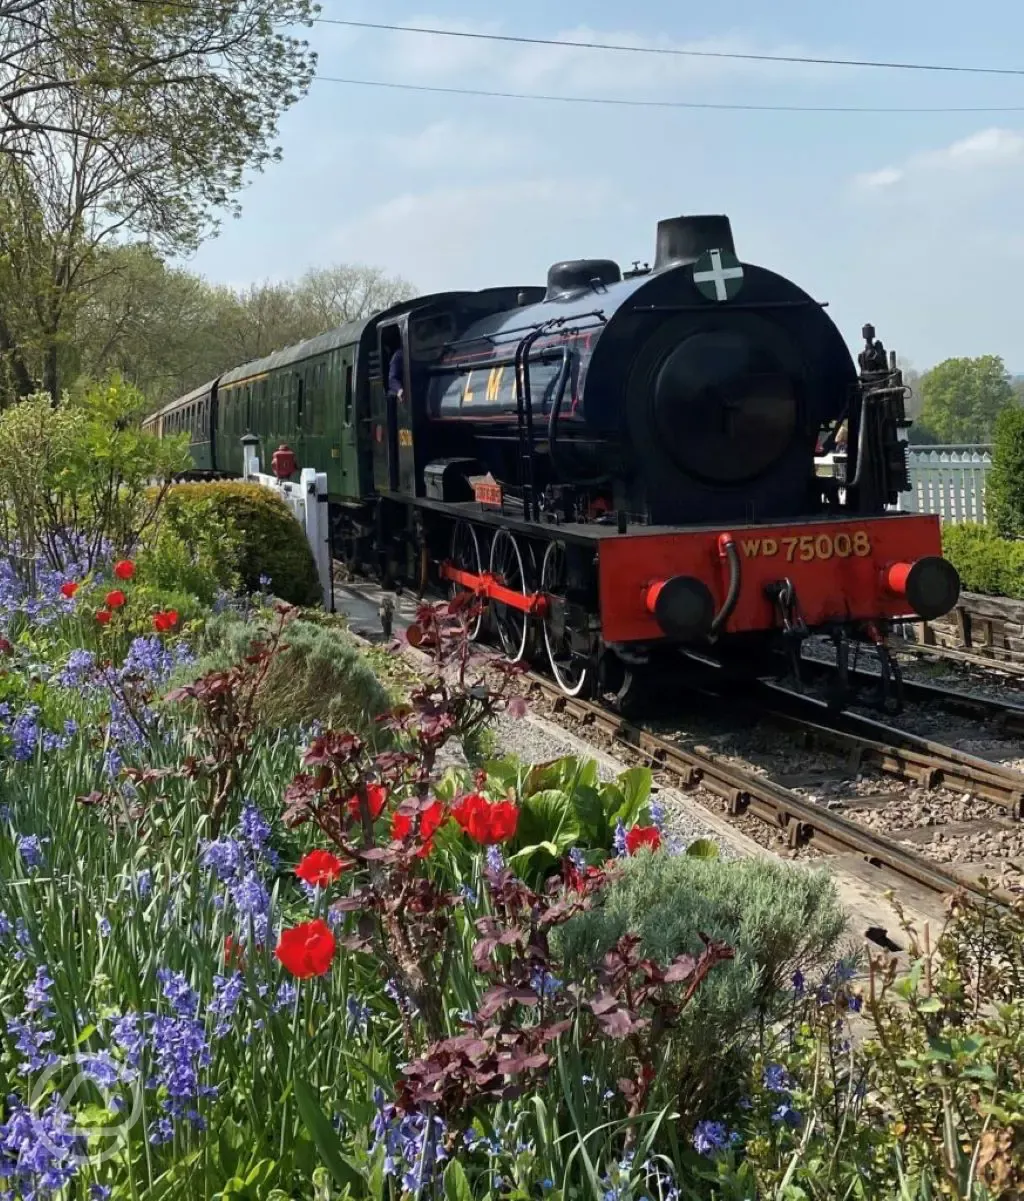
[60,581,78,599]
[625,825,662,855]
[295,849,346,887]
[347,783,389,822]
[113,560,135,581]
[152,610,180,634]
[95,609,112,625]
[105,590,126,610]
[452,793,519,845]
[391,800,446,857]
[274,919,336,978]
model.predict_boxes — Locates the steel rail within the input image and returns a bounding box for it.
[526,673,1019,906]
[749,681,1024,815]
[793,653,1024,735]
[889,636,1024,678]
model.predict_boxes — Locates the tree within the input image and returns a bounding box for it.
[986,405,1024,538]
[293,265,418,328]
[918,355,1017,444]
[0,0,317,401]
[69,245,224,406]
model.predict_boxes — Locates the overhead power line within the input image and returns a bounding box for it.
[314,75,1024,114]
[319,18,1024,78]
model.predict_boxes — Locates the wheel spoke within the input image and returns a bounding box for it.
[541,540,591,697]
[488,529,531,662]
[448,521,483,641]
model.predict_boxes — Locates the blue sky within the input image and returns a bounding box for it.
[183,0,1024,373]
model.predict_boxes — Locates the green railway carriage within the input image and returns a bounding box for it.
[142,379,218,472]
[213,319,375,499]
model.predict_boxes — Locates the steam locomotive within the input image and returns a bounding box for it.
[144,213,960,706]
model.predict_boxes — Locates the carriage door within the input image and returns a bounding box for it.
[373,319,408,494]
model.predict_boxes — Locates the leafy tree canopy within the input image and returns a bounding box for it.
[918,355,1017,444]
[0,0,319,399]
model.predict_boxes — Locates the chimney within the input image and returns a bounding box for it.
[653,215,735,272]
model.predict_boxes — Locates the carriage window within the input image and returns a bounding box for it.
[296,374,304,428]
[344,363,353,426]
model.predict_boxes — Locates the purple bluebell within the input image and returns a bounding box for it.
[239,802,278,868]
[158,968,199,1020]
[146,1013,216,1131]
[346,996,371,1036]
[371,1092,448,1191]
[529,969,562,998]
[201,838,244,883]
[56,648,97,690]
[0,1096,85,1196]
[485,845,505,873]
[612,820,627,857]
[230,872,271,943]
[763,1064,792,1094]
[16,833,45,871]
[25,966,55,1016]
[691,1119,740,1156]
[209,973,245,1037]
[110,1013,144,1071]
[82,1051,123,1091]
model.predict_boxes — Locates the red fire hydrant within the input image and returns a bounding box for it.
[271,444,297,480]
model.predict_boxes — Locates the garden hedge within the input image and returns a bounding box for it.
[941,522,1024,601]
[161,481,322,606]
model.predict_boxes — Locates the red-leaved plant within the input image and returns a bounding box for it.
[274,595,735,1140]
[280,598,529,1040]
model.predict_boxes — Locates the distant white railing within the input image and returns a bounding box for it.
[816,444,993,524]
[903,445,991,524]
[241,442,332,608]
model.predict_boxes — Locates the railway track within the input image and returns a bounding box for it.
[526,672,1021,909]
[794,649,1024,734]
[333,575,1024,909]
[889,634,1024,678]
[750,682,1024,815]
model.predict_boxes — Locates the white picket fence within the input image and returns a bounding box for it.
[241,443,333,608]
[819,444,992,524]
[903,445,991,525]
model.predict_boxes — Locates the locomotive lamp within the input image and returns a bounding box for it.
[271,444,297,480]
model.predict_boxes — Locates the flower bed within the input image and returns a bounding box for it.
[1,521,1023,1196]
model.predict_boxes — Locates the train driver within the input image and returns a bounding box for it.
[387,345,404,402]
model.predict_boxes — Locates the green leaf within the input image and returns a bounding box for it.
[515,789,581,855]
[508,840,561,866]
[571,784,608,847]
[685,838,720,859]
[612,767,652,825]
[293,1078,363,1192]
[444,1158,473,1201]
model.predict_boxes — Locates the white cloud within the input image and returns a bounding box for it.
[328,177,615,291]
[342,14,851,98]
[854,128,1024,192]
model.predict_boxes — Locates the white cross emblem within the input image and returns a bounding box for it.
[692,248,745,302]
